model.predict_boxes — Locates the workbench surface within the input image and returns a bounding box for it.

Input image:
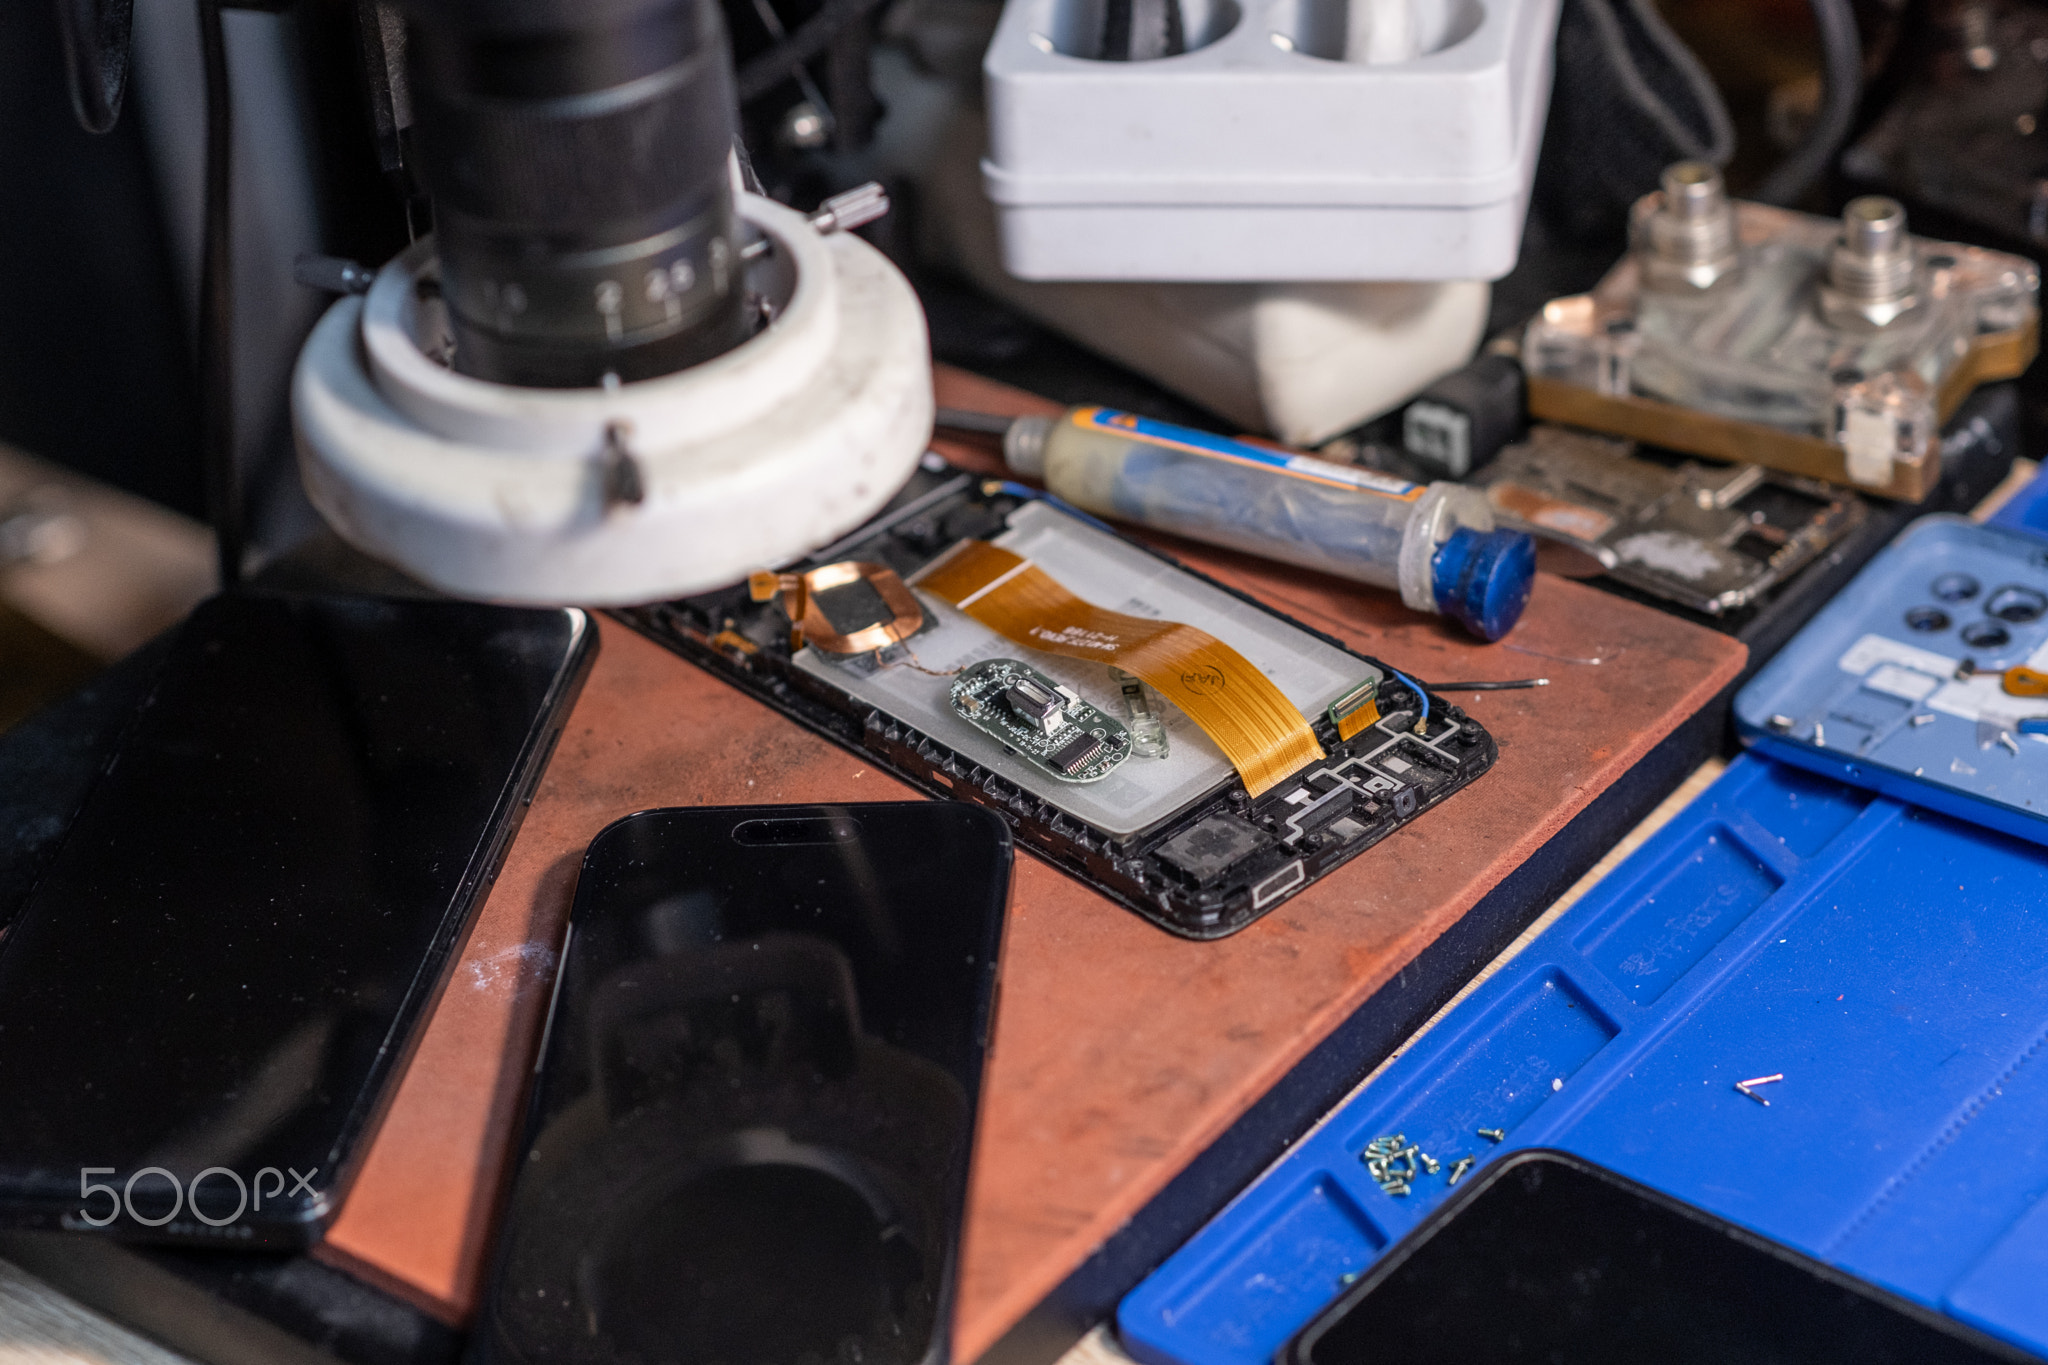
[304,370,1747,1358]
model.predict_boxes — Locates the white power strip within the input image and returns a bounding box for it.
[979,0,1561,280]
[921,105,1490,442]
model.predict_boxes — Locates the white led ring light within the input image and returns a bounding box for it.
[294,194,932,605]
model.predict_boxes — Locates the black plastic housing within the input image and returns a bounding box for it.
[402,0,748,386]
[1401,352,1527,479]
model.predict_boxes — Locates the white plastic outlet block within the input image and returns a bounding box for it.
[980,0,1562,281]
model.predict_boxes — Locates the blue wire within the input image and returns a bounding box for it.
[1387,668,1430,728]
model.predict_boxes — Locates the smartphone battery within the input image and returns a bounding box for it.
[794,499,1374,839]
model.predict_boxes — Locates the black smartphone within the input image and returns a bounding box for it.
[474,802,1012,1365]
[1289,1150,2032,1365]
[0,592,594,1248]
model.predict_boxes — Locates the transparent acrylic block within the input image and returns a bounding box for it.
[1522,178,2038,501]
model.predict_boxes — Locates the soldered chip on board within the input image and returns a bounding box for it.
[949,659,1133,783]
[1048,731,1106,775]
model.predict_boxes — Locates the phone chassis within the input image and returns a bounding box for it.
[620,467,1498,939]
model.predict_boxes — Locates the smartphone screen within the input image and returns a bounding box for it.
[0,592,593,1246]
[476,803,1012,1365]
[1291,1151,2030,1365]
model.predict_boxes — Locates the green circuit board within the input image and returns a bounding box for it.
[949,658,1133,784]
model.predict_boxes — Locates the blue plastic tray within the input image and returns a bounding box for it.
[1733,516,2048,845]
[1989,464,2048,541]
[1119,753,2048,1364]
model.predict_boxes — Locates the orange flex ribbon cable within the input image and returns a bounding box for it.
[914,540,1325,796]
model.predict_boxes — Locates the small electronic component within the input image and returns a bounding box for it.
[1114,667,1170,759]
[1400,352,1527,479]
[749,560,926,655]
[1521,163,2039,501]
[623,472,1497,938]
[1476,425,1866,616]
[1154,815,1269,887]
[1327,680,1383,740]
[951,659,1132,783]
[1004,673,1070,736]
[1049,731,1107,773]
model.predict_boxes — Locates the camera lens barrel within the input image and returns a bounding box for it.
[403,0,748,387]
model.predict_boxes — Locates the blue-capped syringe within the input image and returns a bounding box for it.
[936,405,1535,641]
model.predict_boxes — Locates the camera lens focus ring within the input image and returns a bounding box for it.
[406,0,748,387]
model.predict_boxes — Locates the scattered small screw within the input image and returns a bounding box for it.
[2001,731,2022,756]
[1418,1153,1441,1175]
[808,181,890,236]
[1814,722,1827,748]
[1734,1072,1785,1106]
[1911,712,1936,728]
[1362,1134,1425,1195]
[1447,1156,1477,1186]
[1477,1128,1505,1143]
[1338,1271,1360,1286]
[293,252,375,296]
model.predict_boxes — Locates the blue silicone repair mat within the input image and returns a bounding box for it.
[1990,464,2048,541]
[1118,754,2048,1365]
[1734,515,2048,844]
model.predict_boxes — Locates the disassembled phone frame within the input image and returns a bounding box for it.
[1478,425,1867,616]
[622,468,1498,939]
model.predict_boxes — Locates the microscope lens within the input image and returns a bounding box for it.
[403,0,749,387]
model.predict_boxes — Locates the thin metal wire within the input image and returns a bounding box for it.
[1424,678,1551,692]
[1505,641,1627,667]
[892,645,962,678]
[1751,0,1862,205]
